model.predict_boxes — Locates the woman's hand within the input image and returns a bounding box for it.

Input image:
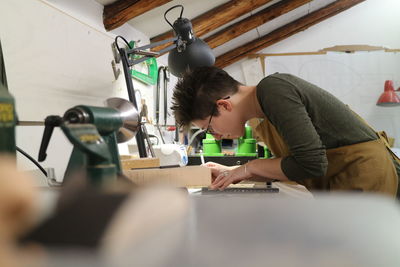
[209,164,252,191]
[204,159,286,190]
[203,162,234,183]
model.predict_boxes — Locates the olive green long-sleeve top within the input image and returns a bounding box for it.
[256,73,400,181]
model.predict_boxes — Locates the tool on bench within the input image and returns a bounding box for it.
[38,98,140,185]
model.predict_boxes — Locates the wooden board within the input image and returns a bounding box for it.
[121,157,160,170]
[124,166,211,188]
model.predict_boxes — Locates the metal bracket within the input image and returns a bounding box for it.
[111,42,121,63]
[111,60,120,80]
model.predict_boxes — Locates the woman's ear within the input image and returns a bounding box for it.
[216,98,232,112]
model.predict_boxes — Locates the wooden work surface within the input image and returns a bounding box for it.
[123,164,312,197]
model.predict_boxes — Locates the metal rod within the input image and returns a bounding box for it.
[157,124,166,144]
[163,67,168,126]
[128,43,178,66]
[120,48,148,158]
[132,50,159,56]
[158,43,178,55]
[156,67,162,125]
[141,124,155,157]
[126,37,177,54]
[17,121,44,126]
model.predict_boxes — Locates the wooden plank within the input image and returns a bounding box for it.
[103,0,172,31]
[150,0,275,52]
[385,49,400,53]
[321,44,387,52]
[249,46,400,57]
[249,51,326,73]
[120,155,137,160]
[121,157,160,170]
[205,0,312,49]
[215,0,366,68]
[248,51,327,58]
[124,166,212,187]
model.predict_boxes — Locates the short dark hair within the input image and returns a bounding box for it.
[171,66,241,129]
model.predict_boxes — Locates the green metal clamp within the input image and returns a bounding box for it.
[128,41,158,85]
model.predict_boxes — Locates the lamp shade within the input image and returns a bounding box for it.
[168,39,215,77]
[376,80,400,106]
[168,17,215,77]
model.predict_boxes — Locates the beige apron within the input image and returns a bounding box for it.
[250,117,400,197]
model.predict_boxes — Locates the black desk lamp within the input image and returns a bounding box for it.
[114,5,215,157]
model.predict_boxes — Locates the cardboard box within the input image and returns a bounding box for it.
[124,166,211,188]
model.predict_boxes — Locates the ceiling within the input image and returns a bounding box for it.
[95,0,364,67]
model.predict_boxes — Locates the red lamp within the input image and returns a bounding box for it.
[376,80,400,106]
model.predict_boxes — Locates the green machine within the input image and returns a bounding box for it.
[202,133,224,156]
[196,126,271,166]
[236,126,258,157]
[38,98,140,186]
[0,40,16,156]
[202,126,259,157]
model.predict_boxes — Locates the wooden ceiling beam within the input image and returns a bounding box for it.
[103,0,172,31]
[215,0,365,68]
[205,0,312,49]
[150,0,275,52]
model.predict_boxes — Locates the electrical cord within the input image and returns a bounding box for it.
[188,128,206,147]
[148,134,160,145]
[164,5,184,32]
[114,35,132,52]
[16,146,48,177]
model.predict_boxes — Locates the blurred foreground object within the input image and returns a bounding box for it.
[0,155,37,267]
[0,40,16,156]
[100,194,400,267]
[15,185,400,266]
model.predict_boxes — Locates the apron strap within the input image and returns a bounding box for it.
[350,108,400,163]
[377,131,400,163]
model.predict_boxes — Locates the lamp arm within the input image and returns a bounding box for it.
[129,43,178,66]
[126,37,177,55]
[126,37,179,66]
[116,35,180,158]
[158,43,179,55]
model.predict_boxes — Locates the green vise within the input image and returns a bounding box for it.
[38,98,140,186]
[61,123,117,185]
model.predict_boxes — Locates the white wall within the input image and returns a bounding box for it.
[0,0,165,180]
[225,0,400,146]
[265,52,400,147]
[226,0,400,82]
[260,0,400,54]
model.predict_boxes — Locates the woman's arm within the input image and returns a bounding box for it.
[247,158,289,181]
[210,158,289,190]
